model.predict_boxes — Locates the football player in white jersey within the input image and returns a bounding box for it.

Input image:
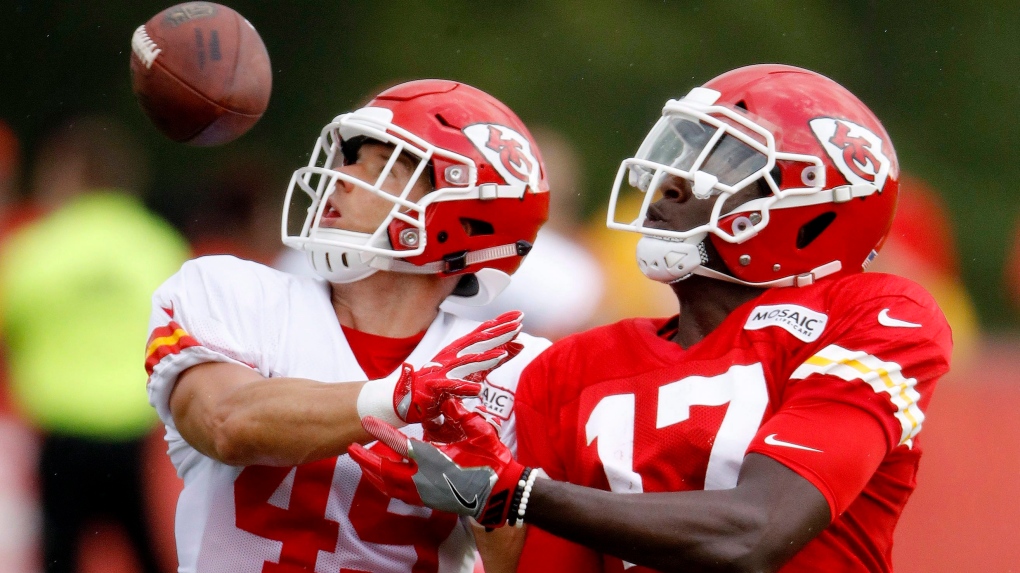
[144,80,551,573]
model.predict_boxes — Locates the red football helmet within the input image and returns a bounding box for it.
[607,64,900,287]
[282,80,549,303]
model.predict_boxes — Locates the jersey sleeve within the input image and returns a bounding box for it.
[468,329,552,456]
[516,351,604,572]
[515,352,569,481]
[747,284,952,518]
[145,256,273,429]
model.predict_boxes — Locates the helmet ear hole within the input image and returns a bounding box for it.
[435,113,455,128]
[797,212,836,249]
[461,218,494,236]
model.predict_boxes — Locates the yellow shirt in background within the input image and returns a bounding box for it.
[0,191,189,439]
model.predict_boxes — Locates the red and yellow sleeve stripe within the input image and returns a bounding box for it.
[790,344,923,448]
[145,321,201,376]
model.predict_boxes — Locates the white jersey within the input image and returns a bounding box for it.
[145,256,551,573]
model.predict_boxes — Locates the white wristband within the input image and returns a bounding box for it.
[356,369,406,427]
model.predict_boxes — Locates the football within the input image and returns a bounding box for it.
[130,2,272,146]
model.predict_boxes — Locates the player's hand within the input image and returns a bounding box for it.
[392,311,524,424]
[349,400,527,528]
[420,399,509,444]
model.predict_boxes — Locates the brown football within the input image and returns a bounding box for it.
[130,2,271,146]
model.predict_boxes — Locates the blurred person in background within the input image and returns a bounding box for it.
[144,80,551,573]
[867,175,978,370]
[0,118,45,573]
[442,126,605,340]
[352,64,953,573]
[184,154,287,266]
[583,183,677,326]
[0,120,43,241]
[882,176,1017,572]
[1001,210,1020,321]
[0,119,24,416]
[0,115,189,573]
[0,120,24,233]
[0,121,17,198]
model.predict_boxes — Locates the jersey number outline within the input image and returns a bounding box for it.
[585,363,770,493]
[235,450,458,573]
[584,364,769,570]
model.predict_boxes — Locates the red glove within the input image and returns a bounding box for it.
[392,311,524,424]
[349,400,528,528]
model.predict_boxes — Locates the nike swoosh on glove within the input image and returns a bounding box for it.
[393,310,524,424]
[349,400,526,528]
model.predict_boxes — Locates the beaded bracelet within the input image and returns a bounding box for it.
[513,467,542,528]
[506,467,531,527]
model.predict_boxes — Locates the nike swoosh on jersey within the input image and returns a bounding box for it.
[878,308,921,328]
[764,434,823,453]
[444,474,479,511]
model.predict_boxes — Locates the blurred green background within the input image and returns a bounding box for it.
[2,0,1018,330]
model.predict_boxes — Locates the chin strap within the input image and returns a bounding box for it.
[374,241,532,275]
[307,238,532,305]
[636,234,710,283]
[637,235,843,288]
[308,238,528,276]
[693,260,842,288]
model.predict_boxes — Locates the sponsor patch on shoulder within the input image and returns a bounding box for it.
[479,381,515,420]
[744,304,827,342]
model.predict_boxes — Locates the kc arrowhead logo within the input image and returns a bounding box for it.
[810,117,891,191]
[464,124,540,193]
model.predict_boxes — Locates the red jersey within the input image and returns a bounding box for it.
[516,272,952,572]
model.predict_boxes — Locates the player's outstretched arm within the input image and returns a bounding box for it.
[169,311,524,467]
[524,454,829,573]
[351,402,830,573]
[170,362,373,467]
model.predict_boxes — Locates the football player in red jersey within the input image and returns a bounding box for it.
[351,64,952,573]
[144,81,553,573]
